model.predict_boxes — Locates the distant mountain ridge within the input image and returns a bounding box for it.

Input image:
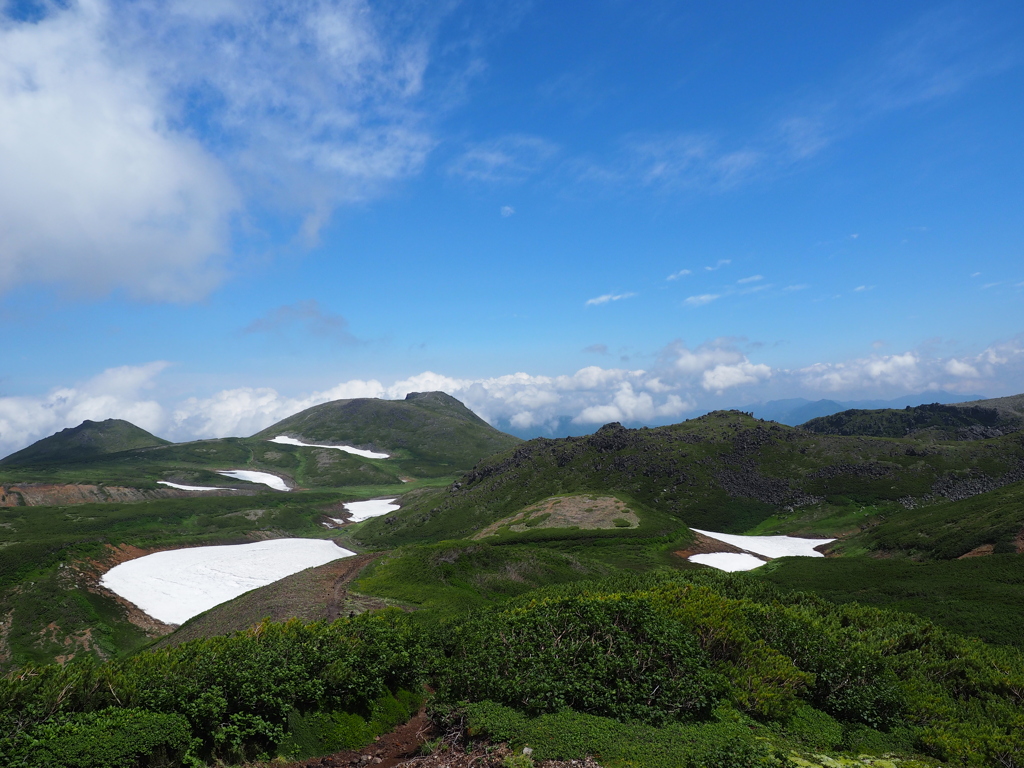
[746,391,987,426]
[800,393,1024,440]
[0,419,169,467]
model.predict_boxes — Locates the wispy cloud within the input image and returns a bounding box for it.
[684,293,720,307]
[737,275,763,284]
[244,300,357,344]
[666,269,691,281]
[583,344,609,355]
[705,259,731,271]
[783,284,810,292]
[586,292,636,306]
[449,135,559,183]
[853,285,875,292]
[500,205,515,217]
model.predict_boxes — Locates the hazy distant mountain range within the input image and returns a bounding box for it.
[495,390,987,438]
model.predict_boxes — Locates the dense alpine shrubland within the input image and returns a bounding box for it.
[4,571,1023,768]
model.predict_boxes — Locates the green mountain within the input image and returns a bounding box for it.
[253,391,521,472]
[0,392,520,492]
[356,410,1024,548]
[799,393,1024,440]
[0,419,170,467]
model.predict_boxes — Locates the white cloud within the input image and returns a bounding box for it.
[0,0,446,299]
[0,2,238,300]
[684,294,720,307]
[500,205,515,217]
[701,362,771,393]
[783,284,809,291]
[705,259,731,271]
[945,358,980,378]
[4,336,1023,458]
[853,285,874,292]
[449,134,559,183]
[666,269,691,281]
[586,292,636,306]
[737,275,763,284]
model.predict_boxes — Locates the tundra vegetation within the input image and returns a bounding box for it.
[2,395,1024,766]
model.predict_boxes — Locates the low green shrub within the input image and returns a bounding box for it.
[460,701,782,768]
[17,707,196,768]
[434,593,720,725]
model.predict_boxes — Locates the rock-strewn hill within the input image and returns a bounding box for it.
[356,410,1024,548]
[0,419,169,467]
[254,391,521,471]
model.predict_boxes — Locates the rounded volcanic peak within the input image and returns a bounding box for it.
[253,391,520,470]
[1,418,170,466]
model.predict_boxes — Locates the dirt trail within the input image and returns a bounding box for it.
[280,707,602,768]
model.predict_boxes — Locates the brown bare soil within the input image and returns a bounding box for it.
[154,551,390,648]
[672,531,749,560]
[270,708,603,768]
[474,494,639,540]
[0,483,249,508]
[958,544,996,559]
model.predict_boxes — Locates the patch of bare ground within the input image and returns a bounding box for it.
[959,544,996,559]
[474,495,639,540]
[672,531,748,560]
[0,483,249,507]
[154,552,391,649]
[1016,527,1024,554]
[266,709,602,768]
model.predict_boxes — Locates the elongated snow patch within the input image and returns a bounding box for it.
[344,498,399,522]
[158,481,231,491]
[688,552,768,572]
[270,435,389,459]
[217,470,290,491]
[101,539,355,625]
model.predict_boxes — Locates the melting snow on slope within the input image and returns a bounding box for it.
[270,435,390,459]
[101,539,355,625]
[158,481,231,491]
[688,529,835,572]
[217,470,290,491]
[691,529,834,559]
[344,498,400,522]
[688,553,769,572]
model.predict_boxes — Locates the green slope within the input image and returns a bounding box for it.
[0,419,170,467]
[356,411,1024,548]
[253,391,521,472]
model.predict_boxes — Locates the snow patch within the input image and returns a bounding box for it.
[270,435,390,459]
[216,470,290,491]
[101,539,355,625]
[688,552,768,572]
[158,481,231,492]
[691,529,834,559]
[344,498,399,522]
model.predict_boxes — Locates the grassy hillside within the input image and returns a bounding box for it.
[355,411,1024,548]
[0,392,520,491]
[0,419,170,467]
[254,391,522,473]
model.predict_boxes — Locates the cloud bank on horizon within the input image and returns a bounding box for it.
[2,336,1021,457]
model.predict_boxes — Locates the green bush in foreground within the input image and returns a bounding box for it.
[432,572,1024,767]
[1,610,425,765]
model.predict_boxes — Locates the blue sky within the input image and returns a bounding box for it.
[1,0,1023,453]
